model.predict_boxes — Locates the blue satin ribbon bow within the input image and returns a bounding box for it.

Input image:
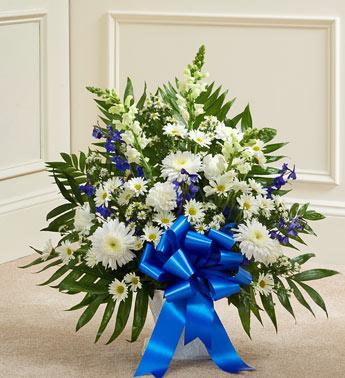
[135,216,253,377]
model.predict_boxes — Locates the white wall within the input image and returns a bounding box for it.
[70,0,345,264]
[0,0,69,263]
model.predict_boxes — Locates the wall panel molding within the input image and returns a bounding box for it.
[108,12,340,187]
[0,9,47,181]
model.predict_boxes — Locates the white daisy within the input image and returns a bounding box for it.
[125,177,147,197]
[189,130,212,147]
[202,154,226,180]
[184,199,205,223]
[247,139,265,156]
[230,179,251,193]
[108,279,128,303]
[204,172,235,197]
[133,237,144,251]
[248,178,267,196]
[146,182,177,212]
[233,220,281,265]
[161,151,202,182]
[257,195,274,218]
[255,273,274,296]
[85,250,98,268]
[153,211,175,229]
[118,189,134,206]
[237,193,259,219]
[194,223,208,234]
[104,177,122,192]
[56,240,81,264]
[74,203,95,234]
[95,186,111,207]
[124,272,142,292]
[163,122,188,138]
[142,225,163,247]
[41,239,54,261]
[91,219,136,270]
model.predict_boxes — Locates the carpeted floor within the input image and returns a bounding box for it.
[0,255,344,378]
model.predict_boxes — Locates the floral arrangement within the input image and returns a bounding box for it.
[23,46,337,375]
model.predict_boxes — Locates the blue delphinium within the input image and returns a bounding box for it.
[266,163,297,197]
[92,127,103,139]
[112,155,130,171]
[96,205,111,218]
[79,182,95,197]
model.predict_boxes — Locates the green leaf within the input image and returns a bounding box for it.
[95,299,116,342]
[60,153,72,165]
[260,293,277,331]
[249,288,263,325]
[218,98,236,121]
[276,278,295,319]
[76,295,106,331]
[304,210,325,221]
[38,264,70,286]
[53,173,76,204]
[107,292,133,344]
[290,203,299,218]
[35,258,61,273]
[41,209,75,232]
[19,255,48,269]
[263,142,288,153]
[137,83,147,109]
[124,78,134,103]
[292,269,338,282]
[241,104,252,130]
[287,278,315,317]
[237,297,251,338]
[59,279,108,294]
[291,253,315,265]
[225,112,242,128]
[79,152,86,172]
[131,289,149,342]
[265,155,285,163]
[298,281,328,316]
[46,203,76,221]
[66,293,97,311]
[258,128,277,143]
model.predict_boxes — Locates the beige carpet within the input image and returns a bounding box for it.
[1,255,344,378]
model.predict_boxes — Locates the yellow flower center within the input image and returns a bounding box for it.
[104,235,122,254]
[254,231,264,240]
[134,184,142,191]
[196,137,204,143]
[102,192,108,200]
[116,285,125,294]
[188,207,197,216]
[66,248,73,256]
[253,145,261,152]
[176,158,186,166]
[243,201,251,210]
[161,217,170,224]
[259,280,267,288]
[171,130,179,135]
[148,233,157,241]
[131,277,139,285]
[217,184,225,192]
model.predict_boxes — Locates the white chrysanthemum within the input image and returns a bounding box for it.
[237,193,259,219]
[56,241,81,264]
[104,177,122,193]
[124,272,142,292]
[248,178,267,196]
[95,186,111,207]
[118,189,134,206]
[41,239,54,261]
[233,220,281,265]
[189,130,212,147]
[255,273,274,296]
[163,122,188,138]
[146,182,177,212]
[125,177,147,197]
[204,172,235,197]
[142,224,163,246]
[91,219,136,270]
[153,211,175,229]
[257,195,274,218]
[85,250,98,268]
[202,154,226,179]
[161,151,202,181]
[74,203,95,234]
[184,199,205,223]
[108,279,128,303]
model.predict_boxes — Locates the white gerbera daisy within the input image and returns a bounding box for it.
[257,195,274,218]
[41,239,54,261]
[124,273,142,292]
[184,199,205,223]
[108,279,128,303]
[74,203,95,234]
[95,186,111,207]
[189,130,212,147]
[163,122,188,138]
[153,211,175,229]
[125,177,147,197]
[118,189,134,206]
[142,224,163,246]
[146,182,177,212]
[56,240,81,264]
[255,273,274,296]
[104,177,122,192]
[237,193,259,219]
[91,219,136,270]
[85,250,98,268]
[233,220,281,265]
[204,172,235,197]
[161,151,202,181]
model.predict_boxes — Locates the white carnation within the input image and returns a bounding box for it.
[146,182,177,212]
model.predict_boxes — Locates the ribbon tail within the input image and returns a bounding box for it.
[134,300,186,378]
[205,311,254,373]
